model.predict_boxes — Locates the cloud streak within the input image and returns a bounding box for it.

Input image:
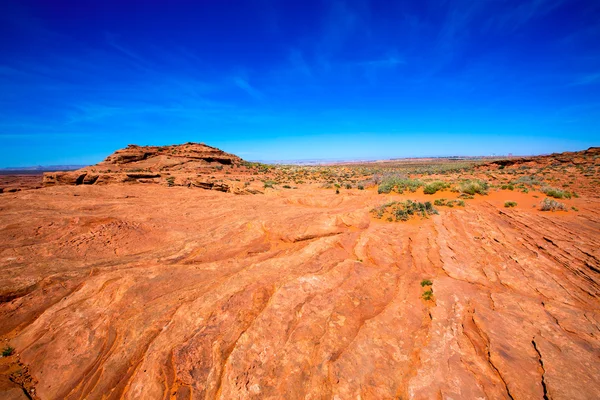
[233,76,264,100]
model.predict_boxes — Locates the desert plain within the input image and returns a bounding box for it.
[0,143,599,399]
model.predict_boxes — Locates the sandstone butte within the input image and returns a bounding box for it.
[0,142,599,400]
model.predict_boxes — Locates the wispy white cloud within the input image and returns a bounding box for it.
[570,73,600,86]
[233,76,264,99]
[104,32,147,64]
[484,0,568,32]
[288,49,312,77]
[356,53,406,68]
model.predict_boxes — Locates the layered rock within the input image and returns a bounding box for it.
[480,146,600,169]
[1,181,599,399]
[41,142,260,194]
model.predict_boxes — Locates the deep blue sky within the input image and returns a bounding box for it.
[1,0,599,166]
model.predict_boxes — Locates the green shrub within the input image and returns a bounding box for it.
[422,289,433,301]
[371,200,437,221]
[423,181,450,194]
[2,346,14,357]
[378,175,422,194]
[166,177,175,187]
[358,184,364,190]
[420,279,433,287]
[282,185,291,189]
[541,187,572,199]
[434,198,465,208]
[263,180,276,188]
[504,201,517,208]
[457,179,489,195]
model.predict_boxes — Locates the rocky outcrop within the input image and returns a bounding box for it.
[101,142,241,166]
[480,146,600,169]
[40,142,257,194]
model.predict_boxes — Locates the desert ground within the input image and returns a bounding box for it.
[1,143,599,399]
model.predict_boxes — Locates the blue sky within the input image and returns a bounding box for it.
[1,0,599,166]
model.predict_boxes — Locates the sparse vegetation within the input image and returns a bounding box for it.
[541,186,572,199]
[420,279,433,287]
[434,198,465,208]
[2,346,14,357]
[540,198,568,212]
[455,179,489,195]
[166,177,175,187]
[422,289,433,301]
[423,181,450,194]
[378,175,422,194]
[371,200,437,221]
[504,201,517,208]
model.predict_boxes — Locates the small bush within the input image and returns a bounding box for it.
[515,175,542,186]
[540,198,568,212]
[456,179,489,195]
[420,279,433,287]
[2,346,14,357]
[264,180,276,189]
[166,177,175,187]
[378,175,422,194]
[371,200,438,222]
[422,290,433,301]
[423,181,449,194]
[504,201,517,208]
[541,187,572,199]
[282,185,291,189]
[434,198,465,208]
[501,184,514,190]
[345,183,352,189]
[358,184,364,190]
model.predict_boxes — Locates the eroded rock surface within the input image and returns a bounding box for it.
[40,143,260,195]
[1,147,599,399]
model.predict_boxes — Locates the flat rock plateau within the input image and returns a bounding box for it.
[1,143,599,399]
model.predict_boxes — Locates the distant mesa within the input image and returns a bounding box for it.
[42,142,259,194]
[478,146,600,169]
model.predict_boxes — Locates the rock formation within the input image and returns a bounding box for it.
[41,142,257,194]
